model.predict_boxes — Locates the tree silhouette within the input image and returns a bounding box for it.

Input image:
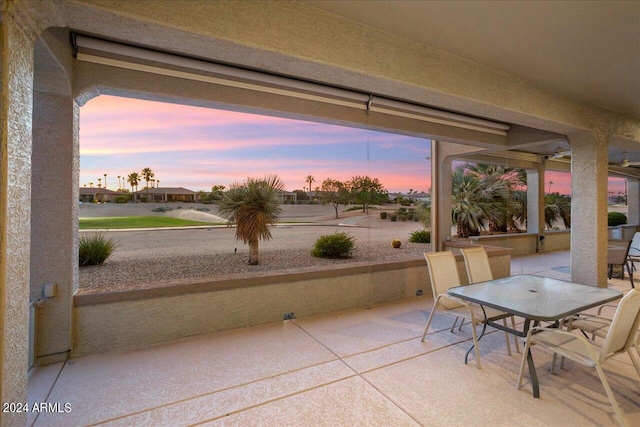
[141,167,154,202]
[321,178,350,218]
[306,175,315,194]
[127,172,140,202]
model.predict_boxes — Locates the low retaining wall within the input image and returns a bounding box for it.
[72,245,511,357]
[608,224,638,240]
[452,231,571,255]
[542,230,571,252]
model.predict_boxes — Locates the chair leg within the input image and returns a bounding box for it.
[470,319,482,369]
[503,318,512,356]
[551,353,558,374]
[450,317,459,333]
[421,307,437,342]
[594,364,627,427]
[608,264,613,279]
[458,318,465,331]
[516,340,533,389]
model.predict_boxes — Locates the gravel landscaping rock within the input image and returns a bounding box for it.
[78,204,430,295]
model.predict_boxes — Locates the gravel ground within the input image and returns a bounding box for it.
[78,241,430,295]
[78,203,430,295]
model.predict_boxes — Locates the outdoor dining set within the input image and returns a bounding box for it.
[420,245,640,427]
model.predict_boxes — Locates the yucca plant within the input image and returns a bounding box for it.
[79,233,116,266]
[218,175,284,265]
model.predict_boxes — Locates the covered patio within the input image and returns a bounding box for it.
[27,251,639,426]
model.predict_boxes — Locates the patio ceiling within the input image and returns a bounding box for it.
[306,1,640,176]
[306,1,640,119]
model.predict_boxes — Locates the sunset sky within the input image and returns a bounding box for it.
[80,95,624,197]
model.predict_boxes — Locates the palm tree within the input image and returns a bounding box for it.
[306,175,315,194]
[415,197,431,227]
[218,175,285,265]
[465,164,526,232]
[141,167,154,202]
[127,172,140,202]
[451,166,507,238]
[544,193,571,229]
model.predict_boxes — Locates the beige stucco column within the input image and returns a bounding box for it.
[627,178,639,226]
[526,162,547,251]
[0,13,34,427]
[569,131,609,287]
[431,140,479,251]
[30,91,78,365]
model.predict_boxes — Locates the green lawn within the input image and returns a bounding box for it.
[79,216,224,230]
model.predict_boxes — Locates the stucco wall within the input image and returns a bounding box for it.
[0,14,34,427]
[72,250,511,357]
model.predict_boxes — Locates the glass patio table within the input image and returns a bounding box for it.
[448,274,622,398]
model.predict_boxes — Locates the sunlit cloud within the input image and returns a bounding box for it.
[80,95,433,192]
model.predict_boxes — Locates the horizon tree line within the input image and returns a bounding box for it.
[120,168,156,202]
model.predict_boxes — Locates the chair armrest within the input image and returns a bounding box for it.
[596,304,618,316]
[525,326,599,361]
[434,294,485,324]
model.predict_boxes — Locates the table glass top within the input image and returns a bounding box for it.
[448,275,622,321]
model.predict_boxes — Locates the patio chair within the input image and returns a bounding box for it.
[517,289,640,426]
[565,300,640,376]
[627,231,640,271]
[460,246,520,355]
[607,239,634,288]
[420,251,510,369]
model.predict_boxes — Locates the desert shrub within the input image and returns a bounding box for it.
[380,212,388,219]
[399,214,408,222]
[311,232,355,259]
[413,216,420,222]
[196,207,210,211]
[409,229,431,243]
[390,214,397,222]
[139,196,148,203]
[343,205,364,212]
[114,195,131,203]
[151,206,174,212]
[79,233,115,266]
[607,212,627,226]
[398,207,407,213]
[406,213,414,220]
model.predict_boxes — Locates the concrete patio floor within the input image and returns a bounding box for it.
[28,250,639,426]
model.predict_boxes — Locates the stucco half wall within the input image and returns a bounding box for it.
[72,245,511,356]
